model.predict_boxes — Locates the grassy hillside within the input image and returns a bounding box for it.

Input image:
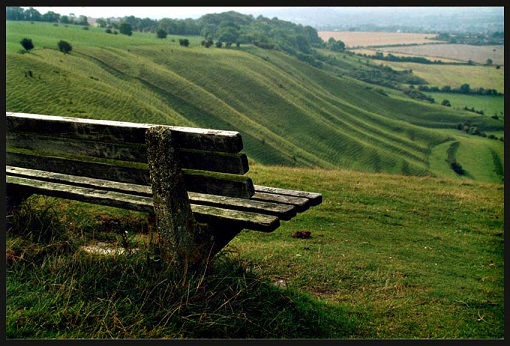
[6,21,504,183]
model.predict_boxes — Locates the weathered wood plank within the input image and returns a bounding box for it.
[251,191,311,212]
[6,166,151,195]
[7,166,296,220]
[6,175,279,232]
[6,175,155,214]
[7,151,151,185]
[183,171,255,198]
[192,205,280,233]
[6,152,254,198]
[179,149,249,174]
[187,192,296,220]
[7,112,244,153]
[7,133,249,174]
[254,185,323,206]
[7,133,148,163]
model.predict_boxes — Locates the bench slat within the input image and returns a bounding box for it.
[7,152,254,198]
[7,133,249,174]
[251,192,311,212]
[7,133,148,162]
[7,112,244,153]
[6,175,280,232]
[7,166,296,220]
[254,185,323,206]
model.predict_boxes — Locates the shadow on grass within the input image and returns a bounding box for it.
[6,244,357,339]
[6,200,357,339]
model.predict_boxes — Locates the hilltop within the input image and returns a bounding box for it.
[5,20,504,183]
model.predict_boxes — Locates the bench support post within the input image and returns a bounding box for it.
[6,185,32,213]
[146,126,215,274]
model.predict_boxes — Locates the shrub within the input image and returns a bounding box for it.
[57,40,72,54]
[20,38,34,52]
[450,159,465,175]
[179,38,190,47]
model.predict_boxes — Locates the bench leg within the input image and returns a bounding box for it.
[6,185,33,212]
[6,184,33,231]
[206,224,244,256]
[146,126,216,273]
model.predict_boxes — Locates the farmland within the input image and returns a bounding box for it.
[319,31,504,66]
[318,31,443,47]
[375,44,504,66]
[377,61,504,94]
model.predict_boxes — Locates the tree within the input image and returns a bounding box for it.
[459,83,471,94]
[24,7,42,22]
[329,39,346,52]
[157,29,167,39]
[96,18,107,28]
[41,11,60,23]
[119,22,133,36]
[60,15,71,24]
[179,38,190,47]
[441,99,452,107]
[77,15,89,26]
[57,40,72,54]
[20,38,34,52]
[6,7,25,21]
[201,39,213,48]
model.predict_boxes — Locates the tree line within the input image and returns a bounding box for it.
[7,7,345,63]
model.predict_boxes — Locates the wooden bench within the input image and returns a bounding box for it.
[6,112,322,271]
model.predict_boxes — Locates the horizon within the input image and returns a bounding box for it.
[19,6,504,22]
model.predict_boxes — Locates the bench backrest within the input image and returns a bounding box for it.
[6,112,254,198]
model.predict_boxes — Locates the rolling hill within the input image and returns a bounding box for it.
[5,21,504,183]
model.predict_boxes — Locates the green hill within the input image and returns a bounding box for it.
[6,21,504,183]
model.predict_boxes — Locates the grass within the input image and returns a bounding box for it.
[5,165,504,339]
[423,92,505,119]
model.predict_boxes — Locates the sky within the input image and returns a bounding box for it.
[22,6,282,20]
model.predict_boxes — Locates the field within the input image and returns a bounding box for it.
[318,31,443,48]
[351,48,462,63]
[319,31,504,66]
[376,44,504,66]
[381,61,504,94]
[6,166,504,338]
[423,93,504,119]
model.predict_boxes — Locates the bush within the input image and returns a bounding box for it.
[57,40,72,54]
[450,159,465,175]
[441,99,452,107]
[20,38,34,52]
